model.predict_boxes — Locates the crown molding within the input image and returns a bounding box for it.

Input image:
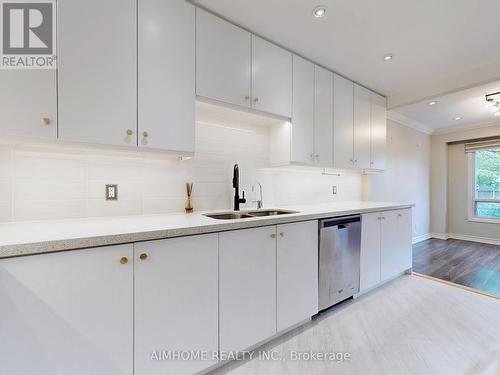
[387,111,434,135]
[433,119,500,135]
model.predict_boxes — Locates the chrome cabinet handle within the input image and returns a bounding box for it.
[139,253,148,261]
[126,129,134,136]
[120,256,129,265]
[270,233,276,239]
[41,117,51,126]
[142,131,149,138]
[279,232,284,237]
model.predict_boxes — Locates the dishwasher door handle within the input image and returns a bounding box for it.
[320,215,360,228]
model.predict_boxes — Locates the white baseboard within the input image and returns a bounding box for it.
[429,232,500,246]
[447,233,500,246]
[429,233,449,240]
[412,233,431,244]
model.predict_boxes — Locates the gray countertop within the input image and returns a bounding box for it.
[0,201,414,259]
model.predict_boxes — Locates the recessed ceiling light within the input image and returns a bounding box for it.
[454,116,462,121]
[313,6,327,18]
[428,101,437,106]
[383,54,394,61]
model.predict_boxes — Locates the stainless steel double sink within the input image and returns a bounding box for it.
[204,209,298,220]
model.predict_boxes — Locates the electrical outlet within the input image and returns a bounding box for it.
[332,185,338,195]
[105,184,118,200]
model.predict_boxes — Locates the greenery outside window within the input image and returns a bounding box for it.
[469,148,500,221]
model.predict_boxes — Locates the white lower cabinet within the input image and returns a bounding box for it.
[381,209,412,280]
[134,234,218,375]
[0,213,413,374]
[360,212,382,291]
[0,244,134,375]
[360,209,412,292]
[277,221,318,332]
[219,226,277,352]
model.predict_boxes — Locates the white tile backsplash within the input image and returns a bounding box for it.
[0,120,362,223]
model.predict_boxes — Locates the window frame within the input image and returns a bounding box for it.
[467,151,500,224]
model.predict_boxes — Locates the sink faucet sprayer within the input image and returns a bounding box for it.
[252,182,263,209]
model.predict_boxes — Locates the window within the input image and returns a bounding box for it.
[471,149,500,220]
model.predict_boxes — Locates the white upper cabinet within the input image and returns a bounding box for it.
[314,66,334,167]
[134,234,218,375]
[271,60,334,167]
[353,84,372,169]
[219,226,277,352]
[370,92,387,170]
[291,55,315,164]
[138,0,195,153]
[334,77,387,171]
[58,0,137,147]
[196,9,251,108]
[333,74,354,169]
[251,36,292,117]
[0,245,133,375]
[0,70,57,139]
[277,221,318,332]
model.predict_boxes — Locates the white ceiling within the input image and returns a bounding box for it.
[191,0,500,109]
[391,81,500,132]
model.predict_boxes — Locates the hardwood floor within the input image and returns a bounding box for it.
[210,275,500,375]
[413,238,500,296]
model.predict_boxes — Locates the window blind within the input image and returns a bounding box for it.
[465,138,500,152]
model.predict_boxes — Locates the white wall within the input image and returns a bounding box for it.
[362,120,431,241]
[430,123,500,237]
[0,120,362,223]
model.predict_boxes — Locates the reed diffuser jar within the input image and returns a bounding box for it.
[185,182,193,213]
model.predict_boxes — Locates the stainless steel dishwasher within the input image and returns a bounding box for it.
[318,215,361,311]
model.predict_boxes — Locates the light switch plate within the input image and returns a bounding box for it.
[105,184,118,200]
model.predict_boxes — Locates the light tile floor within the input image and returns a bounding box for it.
[210,275,500,375]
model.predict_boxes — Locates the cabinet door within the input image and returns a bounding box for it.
[134,234,218,375]
[314,66,334,167]
[138,0,195,153]
[291,55,314,164]
[360,212,382,292]
[277,221,318,332]
[381,209,413,280]
[333,74,354,169]
[219,226,277,352]
[353,84,372,169]
[196,9,251,107]
[251,36,292,117]
[58,0,137,146]
[0,70,57,139]
[370,92,387,170]
[0,245,133,375]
